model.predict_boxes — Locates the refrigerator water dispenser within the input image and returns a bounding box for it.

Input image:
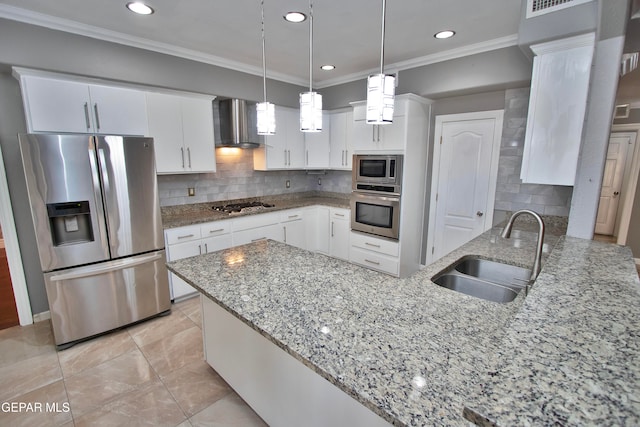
[47,201,94,246]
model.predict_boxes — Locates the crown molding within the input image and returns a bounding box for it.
[0,4,308,87]
[316,34,519,88]
[1,4,517,90]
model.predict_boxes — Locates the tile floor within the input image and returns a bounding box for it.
[0,296,268,427]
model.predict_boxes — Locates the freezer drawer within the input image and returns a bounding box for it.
[44,250,170,348]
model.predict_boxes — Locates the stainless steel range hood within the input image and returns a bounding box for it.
[216,98,260,149]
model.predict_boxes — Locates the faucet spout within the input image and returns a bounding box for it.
[500,209,545,281]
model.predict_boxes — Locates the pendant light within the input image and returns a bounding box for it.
[300,0,322,132]
[366,0,395,124]
[257,0,276,135]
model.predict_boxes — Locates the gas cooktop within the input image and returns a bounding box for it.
[212,201,275,215]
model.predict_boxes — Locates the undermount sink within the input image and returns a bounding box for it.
[433,273,520,303]
[432,256,532,303]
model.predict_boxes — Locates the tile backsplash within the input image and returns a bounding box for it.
[157,148,351,206]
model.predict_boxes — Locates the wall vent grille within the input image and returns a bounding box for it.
[526,0,594,18]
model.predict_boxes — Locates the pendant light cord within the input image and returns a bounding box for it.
[261,0,267,103]
[379,0,386,75]
[309,0,313,92]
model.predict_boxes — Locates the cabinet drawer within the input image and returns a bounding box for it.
[165,225,201,245]
[350,247,399,276]
[281,209,304,222]
[232,212,280,232]
[350,232,399,257]
[330,208,349,221]
[201,220,232,237]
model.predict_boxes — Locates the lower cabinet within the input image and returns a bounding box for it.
[350,231,399,276]
[281,210,306,249]
[315,207,350,261]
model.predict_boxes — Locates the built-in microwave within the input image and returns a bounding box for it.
[352,154,403,195]
[350,191,400,240]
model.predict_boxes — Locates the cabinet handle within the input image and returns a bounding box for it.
[187,147,192,168]
[331,222,334,237]
[345,150,348,166]
[204,243,208,253]
[283,226,287,243]
[83,102,91,129]
[284,149,287,165]
[377,126,381,142]
[209,228,224,233]
[181,148,185,168]
[288,215,299,219]
[365,242,381,248]
[372,126,375,142]
[288,150,291,166]
[334,213,345,217]
[93,104,101,130]
[365,259,381,266]
[251,237,267,242]
[198,244,202,255]
[177,234,195,239]
[306,150,309,165]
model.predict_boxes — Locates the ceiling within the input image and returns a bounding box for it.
[0,0,522,88]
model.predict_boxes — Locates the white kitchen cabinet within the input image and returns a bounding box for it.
[520,33,595,186]
[232,212,282,246]
[351,102,406,152]
[254,106,305,170]
[16,73,148,136]
[281,210,306,249]
[329,208,350,261]
[349,232,399,276]
[146,92,216,174]
[166,236,202,301]
[305,112,331,169]
[315,207,331,255]
[329,110,354,169]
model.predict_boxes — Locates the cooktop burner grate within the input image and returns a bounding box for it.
[212,201,275,215]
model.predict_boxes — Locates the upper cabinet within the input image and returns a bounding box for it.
[351,101,406,152]
[520,33,595,186]
[15,70,148,136]
[146,92,216,174]
[329,110,353,170]
[254,106,305,170]
[304,111,331,169]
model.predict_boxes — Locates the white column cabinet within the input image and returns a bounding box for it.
[520,33,595,186]
[16,73,148,136]
[351,102,406,152]
[146,92,216,174]
[329,208,350,261]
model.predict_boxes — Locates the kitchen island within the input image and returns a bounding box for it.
[167,224,640,426]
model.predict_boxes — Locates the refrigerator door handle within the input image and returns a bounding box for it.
[48,252,164,282]
[88,138,111,256]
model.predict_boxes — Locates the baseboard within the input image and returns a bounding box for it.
[33,310,51,323]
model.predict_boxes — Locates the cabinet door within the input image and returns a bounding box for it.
[316,207,330,255]
[283,219,306,249]
[330,217,350,261]
[232,224,281,246]
[182,97,216,173]
[305,112,331,168]
[329,112,348,169]
[167,240,202,300]
[285,108,305,168]
[351,120,376,152]
[89,85,148,136]
[262,107,288,169]
[378,116,406,151]
[201,234,233,254]
[146,93,185,174]
[22,76,92,133]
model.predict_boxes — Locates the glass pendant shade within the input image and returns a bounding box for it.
[256,101,276,135]
[300,91,322,132]
[366,73,395,124]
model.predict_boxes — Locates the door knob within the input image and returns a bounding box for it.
[613,191,620,196]
[476,211,484,217]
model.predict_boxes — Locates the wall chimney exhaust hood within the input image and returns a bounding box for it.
[216,98,260,149]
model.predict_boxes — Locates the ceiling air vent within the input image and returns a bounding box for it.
[526,0,594,18]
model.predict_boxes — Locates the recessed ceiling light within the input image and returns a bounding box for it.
[284,12,307,23]
[320,65,335,71]
[126,2,154,15]
[434,30,455,39]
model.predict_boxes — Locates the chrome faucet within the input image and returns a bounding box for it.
[500,209,545,282]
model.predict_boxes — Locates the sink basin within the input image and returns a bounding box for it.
[433,273,520,303]
[454,257,531,290]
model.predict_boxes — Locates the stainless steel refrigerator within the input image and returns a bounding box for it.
[19,134,170,349]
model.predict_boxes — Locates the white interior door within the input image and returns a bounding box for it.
[428,111,503,263]
[595,133,631,235]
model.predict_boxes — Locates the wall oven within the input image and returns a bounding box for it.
[350,192,400,240]
[352,154,403,195]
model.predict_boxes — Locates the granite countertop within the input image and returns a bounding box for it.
[165,216,639,426]
[161,191,350,229]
